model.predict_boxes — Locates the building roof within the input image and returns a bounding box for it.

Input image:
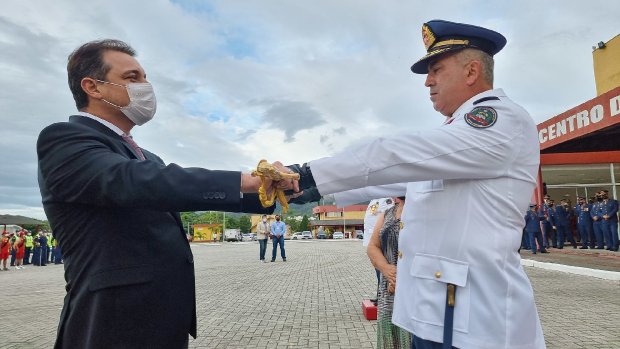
[310,219,364,226]
[312,205,367,214]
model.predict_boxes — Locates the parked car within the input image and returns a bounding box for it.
[333,231,344,239]
[301,231,313,239]
[242,233,254,241]
[317,231,327,239]
[224,228,242,242]
[291,232,302,240]
[355,230,364,239]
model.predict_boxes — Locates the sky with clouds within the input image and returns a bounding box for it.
[1,0,619,220]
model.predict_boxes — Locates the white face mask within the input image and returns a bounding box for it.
[97,79,157,126]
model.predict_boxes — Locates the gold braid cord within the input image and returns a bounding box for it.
[251,159,300,213]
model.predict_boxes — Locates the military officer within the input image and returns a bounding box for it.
[555,199,577,249]
[591,192,606,249]
[538,195,552,248]
[574,196,594,249]
[286,19,545,349]
[546,200,559,248]
[601,190,619,251]
[525,204,547,254]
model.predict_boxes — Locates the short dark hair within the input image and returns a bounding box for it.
[67,39,136,110]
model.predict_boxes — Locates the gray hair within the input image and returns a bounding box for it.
[456,48,494,85]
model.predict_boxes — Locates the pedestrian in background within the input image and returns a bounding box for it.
[256,215,271,263]
[0,232,10,270]
[270,215,286,262]
[24,231,33,265]
[38,232,48,266]
[13,232,26,269]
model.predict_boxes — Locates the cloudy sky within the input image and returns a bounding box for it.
[1,0,618,220]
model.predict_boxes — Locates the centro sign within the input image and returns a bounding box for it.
[538,93,620,145]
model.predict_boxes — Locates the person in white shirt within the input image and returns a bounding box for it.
[284,19,545,349]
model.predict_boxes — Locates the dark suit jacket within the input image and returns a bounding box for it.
[37,115,273,349]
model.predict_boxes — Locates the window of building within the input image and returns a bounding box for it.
[325,211,343,218]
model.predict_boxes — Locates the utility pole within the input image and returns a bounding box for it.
[343,206,346,238]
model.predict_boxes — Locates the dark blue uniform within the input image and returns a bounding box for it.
[601,199,619,251]
[555,205,576,248]
[547,206,559,248]
[574,203,594,248]
[524,210,546,253]
[38,235,48,266]
[539,204,552,248]
[591,201,606,249]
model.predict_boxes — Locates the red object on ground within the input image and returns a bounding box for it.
[362,299,377,320]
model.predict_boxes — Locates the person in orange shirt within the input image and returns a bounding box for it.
[0,232,10,271]
[13,231,26,269]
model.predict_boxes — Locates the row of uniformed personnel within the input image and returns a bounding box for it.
[535,190,619,251]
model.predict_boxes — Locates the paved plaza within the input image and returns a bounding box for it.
[1,240,619,349]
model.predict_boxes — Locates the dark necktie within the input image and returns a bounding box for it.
[121,134,146,160]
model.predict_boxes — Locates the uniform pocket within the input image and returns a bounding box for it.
[413,180,444,193]
[88,264,154,292]
[410,253,471,333]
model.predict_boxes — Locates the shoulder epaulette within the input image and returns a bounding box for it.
[473,96,500,105]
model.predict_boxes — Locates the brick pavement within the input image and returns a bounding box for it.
[0,240,618,349]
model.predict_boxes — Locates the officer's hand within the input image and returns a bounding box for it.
[286,163,316,191]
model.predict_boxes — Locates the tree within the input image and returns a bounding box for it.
[239,215,251,233]
[299,215,310,231]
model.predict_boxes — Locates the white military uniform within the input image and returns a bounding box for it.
[309,88,545,349]
[362,198,394,247]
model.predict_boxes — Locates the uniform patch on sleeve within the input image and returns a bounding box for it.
[464,106,497,129]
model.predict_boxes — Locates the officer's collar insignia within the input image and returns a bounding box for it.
[422,24,436,50]
[464,106,497,129]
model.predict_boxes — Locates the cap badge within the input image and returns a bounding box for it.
[464,106,497,129]
[422,24,436,50]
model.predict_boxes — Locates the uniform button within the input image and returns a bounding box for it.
[398,251,403,259]
[435,271,442,279]
[400,222,404,230]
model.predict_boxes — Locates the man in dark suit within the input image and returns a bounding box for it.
[37,39,277,349]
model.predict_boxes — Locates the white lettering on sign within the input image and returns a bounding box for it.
[548,124,556,140]
[555,119,567,137]
[539,92,620,145]
[538,128,548,143]
[566,114,576,132]
[611,95,620,117]
[576,110,589,128]
[591,104,604,123]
